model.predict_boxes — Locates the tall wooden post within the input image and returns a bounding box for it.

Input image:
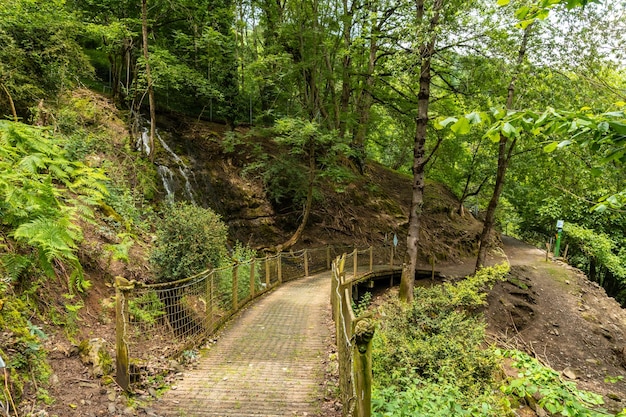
[369,246,373,272]
[304,249,309,277]
[206,271,213,323]
[232,263,239,310]
[354,249,358,281]
[250,259,256,298]
[326,246,331,270]
[265,257,270,288]
[115,276,132,391]
[277,254,282,284]
[353,318,375,417]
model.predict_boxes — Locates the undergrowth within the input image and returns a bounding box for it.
[372,262,626,417]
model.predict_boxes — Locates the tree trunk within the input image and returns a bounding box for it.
[475,24,532,271]
[275,143,316,252]
[351,6,379,173]
[1,83,18,122]
[399,0,442,303]
[141,0,156,162]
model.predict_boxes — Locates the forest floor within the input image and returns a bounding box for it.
[35,236,626,417]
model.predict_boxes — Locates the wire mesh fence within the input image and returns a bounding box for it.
[115,247,361,389]
[115,245,396,391]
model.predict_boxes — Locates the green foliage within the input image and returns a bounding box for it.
[563,223,626,280]
[104,233,135,264]
[129,291,165,325]
[372,264,510,415]
[352,292,372,317]
[244,118,354,210]
[0,0,92,115]
[501,350,613,417]
[150,202,228,283]
[0,295,51,402]
[373,377,504,417]
[0,120,108,290]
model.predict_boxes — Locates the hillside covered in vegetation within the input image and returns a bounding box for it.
[1,0,626,415]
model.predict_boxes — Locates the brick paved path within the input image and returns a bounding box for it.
[151,272,331,417]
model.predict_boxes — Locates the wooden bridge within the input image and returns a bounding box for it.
[114,247,402,417]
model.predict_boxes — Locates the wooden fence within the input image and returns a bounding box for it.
[114,246,347,390]
[330,248,398,417]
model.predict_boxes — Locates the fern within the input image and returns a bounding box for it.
[0,120,110,287]
[12,216,82,262]
[0,253,33,281]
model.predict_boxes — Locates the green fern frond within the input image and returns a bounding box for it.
[0,253,33,281]
[17,153,47,174]
[12,216,81,262]
[69,262,91,293]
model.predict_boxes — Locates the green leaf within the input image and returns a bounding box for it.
[597,121,610,133]
[497,0,510,5]
[434,116,457,130]
[514,6,530,19]
[465,112,482,125]
[485,128,501,142]
[501,122,518,138]
[608,121,626,135]
[557,140,572,148]
[543,142,558,152]
[517,19,535,29]
[450,117,471,135]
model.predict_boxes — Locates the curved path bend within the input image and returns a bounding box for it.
[151,271,331,417]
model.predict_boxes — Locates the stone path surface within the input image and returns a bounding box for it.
[151,272,331,417]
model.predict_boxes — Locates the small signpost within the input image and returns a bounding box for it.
[554,220,564,258]
[390,233,398,268]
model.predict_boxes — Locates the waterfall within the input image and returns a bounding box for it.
[136,126,151,156]
[136,119,197,205]
[157,165,175,201]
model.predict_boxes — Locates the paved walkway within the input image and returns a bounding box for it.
[151,272,331,417]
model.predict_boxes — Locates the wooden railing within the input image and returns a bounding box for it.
[114,246,352,390]
[330,248,400,417]
[114,243,400,414]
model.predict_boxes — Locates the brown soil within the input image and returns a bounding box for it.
[486,236,626,414]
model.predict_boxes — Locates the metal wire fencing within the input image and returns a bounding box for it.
[114,246,369,390]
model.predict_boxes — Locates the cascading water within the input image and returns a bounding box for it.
[136,120,197,204]
[157,165,176,201]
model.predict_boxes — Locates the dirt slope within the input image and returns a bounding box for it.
[487,236,626,413]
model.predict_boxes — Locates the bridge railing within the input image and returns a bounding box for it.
[331,247,396,417]
[114,245,383,391]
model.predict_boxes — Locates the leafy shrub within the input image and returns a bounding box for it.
[563,223,626,280]
[501,350,616,417]
[372,263,510,416]
[0,296,51,403]
[150,202,228,283]
[373,376,502,417]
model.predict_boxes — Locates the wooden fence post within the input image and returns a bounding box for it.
[304,249,309,277]
[206,271,213,321]
[277,253,282,284]
[326,246,331,270]
[232,263,239,310]
[265,257,270,288]
[250,259,256,298]
[115,276,132,391]
[353,318,375,417]
[354,249,358,281]
[369,246,373,273]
